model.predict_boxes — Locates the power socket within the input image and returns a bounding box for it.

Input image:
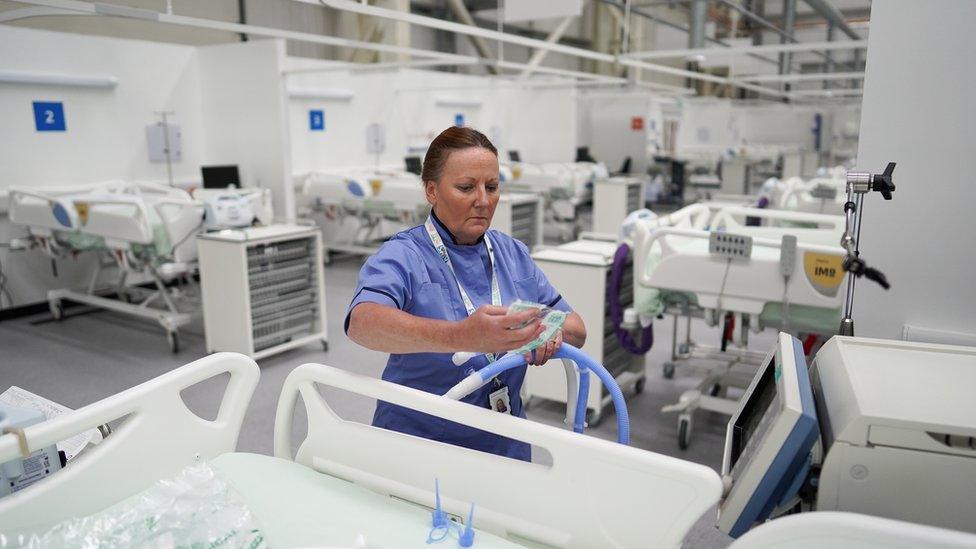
[709,232,752,260]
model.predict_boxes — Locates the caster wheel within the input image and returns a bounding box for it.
[663,362,676,379]
[635,377,646,394]
[321,340,329,352]
[50,301,64,321]
[167,331,180,354]
[710,383,722,397]
[678,416,692,450]
[586,409,603,428]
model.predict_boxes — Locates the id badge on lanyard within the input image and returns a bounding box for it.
[424,216,501,362]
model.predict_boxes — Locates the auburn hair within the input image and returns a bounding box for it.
[421,126,498,183]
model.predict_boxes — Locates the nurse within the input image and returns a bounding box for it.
[345,126,586,461]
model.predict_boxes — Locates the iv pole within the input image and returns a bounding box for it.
[837,162,896,336]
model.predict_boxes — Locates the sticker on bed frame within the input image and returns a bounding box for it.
[804,252,844,297]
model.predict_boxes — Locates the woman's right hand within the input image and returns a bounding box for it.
[454,305,544,353]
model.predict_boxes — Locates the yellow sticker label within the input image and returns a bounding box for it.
[369,178,382,196]
[803,252,845,297]
[512,166,523,180]
[74,201,90,226]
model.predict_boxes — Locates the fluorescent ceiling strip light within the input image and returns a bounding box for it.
[288,87,355,101]
[623,39,870,61]
[434,97,483,108]
[739,71,865,83]
[790,89,864,98]
[493,60,625,83]
[0,69,117,88]
[620,58,787,99]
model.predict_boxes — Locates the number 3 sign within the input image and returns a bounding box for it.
[33,101,66,132]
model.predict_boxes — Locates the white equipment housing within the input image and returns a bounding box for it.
[197,225,328,360]
[591,177,645,237]
[492,192,544,250]
[527,239,646,425]
[810,337,976,532]
[730,512,976,549]
[0,405,62,499]
[778,176,847,215]
[719,335,976,538]
[193,187,274,230]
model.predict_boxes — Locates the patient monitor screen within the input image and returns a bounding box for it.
[201,165,241,189]
[729,356,779,472]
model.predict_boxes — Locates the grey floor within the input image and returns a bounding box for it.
[0,233,781,547]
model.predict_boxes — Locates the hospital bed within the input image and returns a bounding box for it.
[8,180,205,352]
[505,161,608,240]
[296,167,428,259]
[0,352,722,548]
[627,204,846,448]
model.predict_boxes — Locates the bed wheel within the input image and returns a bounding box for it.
[50,301,64,321]
[586,408,603,428]
[167,331,180,354]
[662,362,676,379]
[678,415,692,450]
[321,340,329,352]
[635,377,646,394]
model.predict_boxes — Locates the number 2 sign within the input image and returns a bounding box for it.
[33,101,66,132]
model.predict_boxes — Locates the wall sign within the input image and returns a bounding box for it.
[631,116,644,131]
[366,123,385,154]
[33,101,66,132]
[310,109,325,131]
[454,113,465,127]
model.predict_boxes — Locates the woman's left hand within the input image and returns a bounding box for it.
[524,330,562,366]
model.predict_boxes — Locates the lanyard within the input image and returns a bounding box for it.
[425,215,501,362]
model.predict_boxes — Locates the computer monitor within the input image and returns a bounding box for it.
[575,146,595,163]
[717,332,819,538]
[201,165,240,189]
[404,156,423,176]
[508,150,521,163]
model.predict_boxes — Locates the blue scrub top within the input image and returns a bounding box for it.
[345,212,572,461]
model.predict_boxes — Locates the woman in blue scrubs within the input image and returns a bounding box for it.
[345,127,586,461]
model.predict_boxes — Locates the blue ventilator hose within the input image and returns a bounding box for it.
[446,344,630,445]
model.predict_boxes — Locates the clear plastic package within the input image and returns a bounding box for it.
[2,462,266,548]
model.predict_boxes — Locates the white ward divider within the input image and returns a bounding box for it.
[275,363,723,549]
[0,353,260,534]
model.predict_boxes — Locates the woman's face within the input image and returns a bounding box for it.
[425,147,500,245]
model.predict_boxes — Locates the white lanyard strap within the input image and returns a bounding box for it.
[425,216,501,362]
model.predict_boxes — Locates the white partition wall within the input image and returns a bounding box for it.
[286,63,578,175]
[851,0,976,344]
[197,39,292,220]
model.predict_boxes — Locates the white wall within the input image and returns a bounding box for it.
[578,91,667,175]
[285,64,577,174]
[0,26,208,309]
[197,39,292,220]
[851,0,976,342]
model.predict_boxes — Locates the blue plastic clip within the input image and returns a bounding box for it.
[432,478,448,528]
[458,502,475,547]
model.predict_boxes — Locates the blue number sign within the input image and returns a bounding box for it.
[33,101,66,132]
[310,109,325,131]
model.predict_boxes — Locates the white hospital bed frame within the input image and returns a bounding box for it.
[632,205,846,449]
[0,353,722,548]
[9,182,204,352]
[297,169,428,261]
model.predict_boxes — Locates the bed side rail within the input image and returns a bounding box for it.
[711,206,845,231]
[274,363,721,549]
[0,353,259,533]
